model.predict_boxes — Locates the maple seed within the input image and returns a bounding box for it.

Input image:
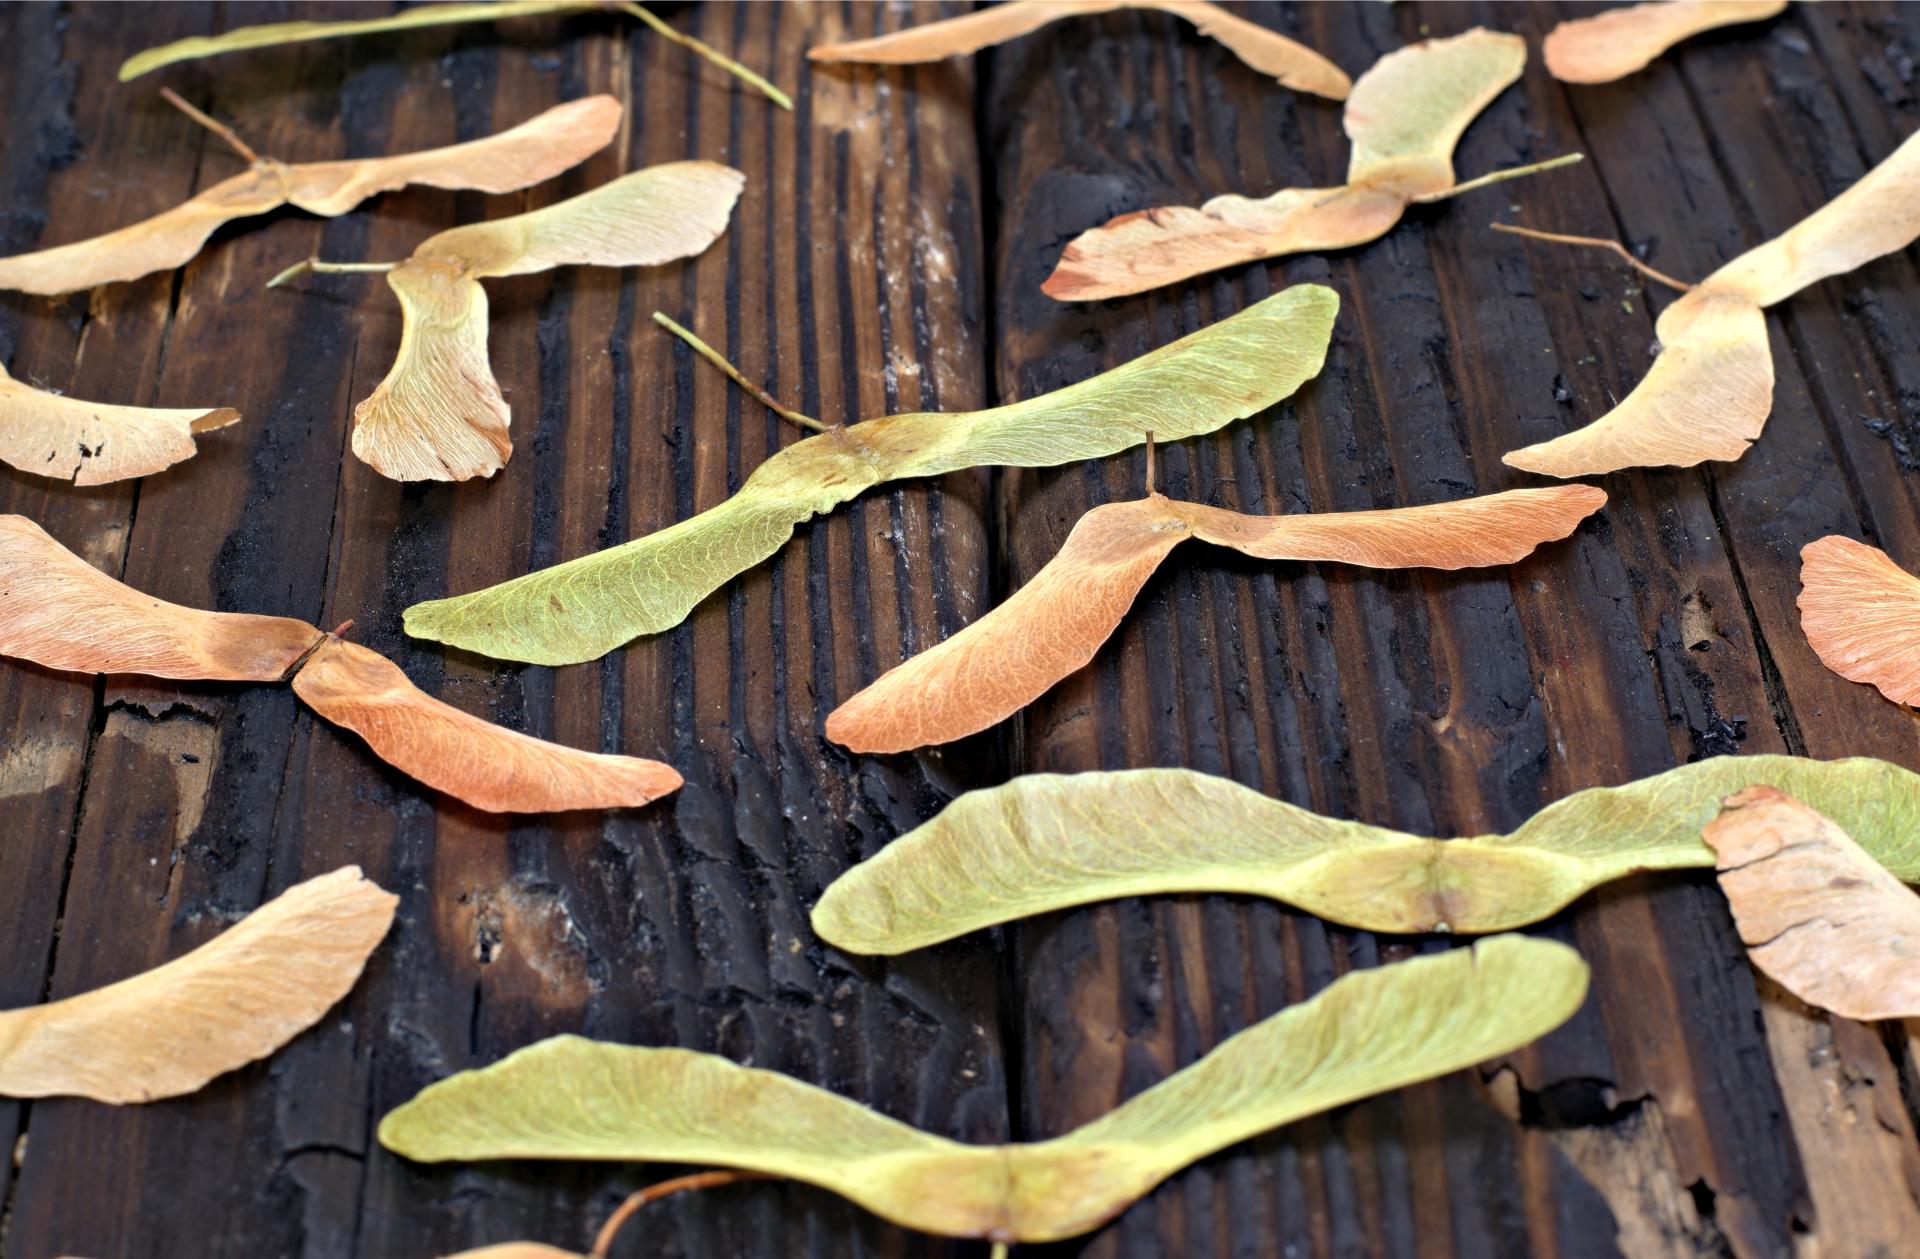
[122,2,793,110]
[1796,534,1920,707]
[1544,1,1788,85]
[274,162,747,482]
[379,938,1589,1244]
[0,867,395,1104]
[0,95,623,297]
[1043,30,1583,301]
[809,755,1920,954]
[1705,785,1920,1021]
[809,0,1351,102]
[825,484,1606,752]
[401,285,1339,666]
[1501,127,1920,476]
[0,360,240,487]
[0,513,682,813]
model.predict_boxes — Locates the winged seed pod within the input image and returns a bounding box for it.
[1043,29,1582,301]
[809,0,1350,101]
[1706,785,1920,1021]
[0,867,395,1103]
[0,514,680,813]
[1500,127,1920,477]
[1544,1,1787,85]
[0,95,622,297]
[1797,534,1920,706]
[121,1,791,111]
[402,284,1340,666]
[379,937,1588,1245]
[0,359,239,486]
[826,484,1606,752]
[809,756,1920,954]
[271,162,745,482]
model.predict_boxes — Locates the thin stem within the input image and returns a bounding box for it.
[1144,430,1158,495]
[329,619,356,638]
[652,311,827,432]
[266,257,400,289]
[1489,222,1696,293]
[617,2,794,111]
[590,1170,769,1257]
[159,87,262,165]
[990,1244,1011,1259]
[1412,153,1585,204]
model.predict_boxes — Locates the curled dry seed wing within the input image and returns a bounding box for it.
[380,937,1587,1243]
[347,162,744,482]
[1705,785,1920,1020]
[1044,29,1527,300]
[0,360,240,486]
[0,867,395,1103]
[290,636,682,813]
[826,485,1603,753]
[811,756,1920,954]
[1797,534,1920,706]
[351,265,507,482]
[0,513,321,680]
[1503,292,1771,476]
[808,0,1350,101]
[0,98,620,297]
[1503,130,1920,476]
[0,171,283,297]
[1544,1,1788,85]
[402,283,1339,665]
[1696,127,1920,310]
[281,96,621,215]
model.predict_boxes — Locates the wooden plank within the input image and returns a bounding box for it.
[975,2,1917,1256]
[0,3,1003,1257]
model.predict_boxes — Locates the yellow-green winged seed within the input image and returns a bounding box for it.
[121,1,793,110]
[379,936,1586,1243]
[811,755,1920,954]
[403,283,1339,665]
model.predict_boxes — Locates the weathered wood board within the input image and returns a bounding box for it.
[1,2,1917,1256]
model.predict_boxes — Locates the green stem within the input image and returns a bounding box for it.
[617,2,793,111]
[652,311,827,432]
[1413,153,1585,203]
[266,257,399,290]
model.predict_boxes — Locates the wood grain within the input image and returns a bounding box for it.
[1,2,1919,1257]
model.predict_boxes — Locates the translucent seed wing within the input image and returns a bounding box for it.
[1345,29,1527,197]
[0,867,395,1103]
[825,499,1187,753]
[1502,291,1772,476]
[419,162,746,279]
[0,168,284,296]
[350,263,509,482]
[290,637,682,812]
[0,513,320,680]
[1797,534,1920,707]
[283,95,623,215]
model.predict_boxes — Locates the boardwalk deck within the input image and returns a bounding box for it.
[1,3,1917,1256]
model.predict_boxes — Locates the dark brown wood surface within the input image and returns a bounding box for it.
[1,2,1918,1256]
